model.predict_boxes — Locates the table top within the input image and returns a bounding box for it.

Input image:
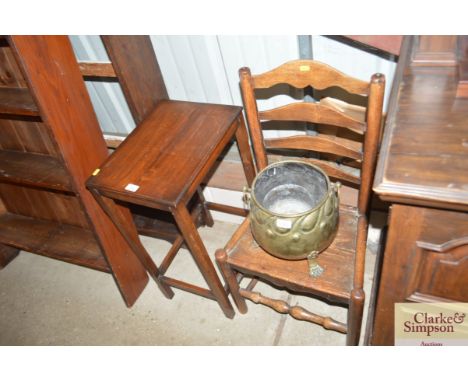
[88,100,242,210]
[373,37,468,212]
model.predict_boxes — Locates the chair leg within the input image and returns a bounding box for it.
[346,288,365,346]
[215,249,248,314]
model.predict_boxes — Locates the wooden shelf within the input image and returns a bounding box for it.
[0,87,40,116]
[0,150,74,192]
[0,212,110,272]
[0,36,158,307]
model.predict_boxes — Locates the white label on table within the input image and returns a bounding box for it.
[125,183,140,192]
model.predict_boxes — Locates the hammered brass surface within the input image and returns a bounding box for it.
[249,162,340,261]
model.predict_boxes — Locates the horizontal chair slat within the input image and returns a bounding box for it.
[268,154,361,185]
[253,60,370,96]
[259,102,366,135]
[319,97,366,123]
[301,158,360,185]
[265,135,363,161]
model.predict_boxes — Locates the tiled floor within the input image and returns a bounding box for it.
[0,213,385,345]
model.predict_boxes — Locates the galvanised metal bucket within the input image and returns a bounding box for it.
[246,160,340,277]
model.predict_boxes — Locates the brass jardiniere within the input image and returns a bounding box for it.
[245,160,340,277]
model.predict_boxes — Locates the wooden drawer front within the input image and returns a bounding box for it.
[406,242,468,303]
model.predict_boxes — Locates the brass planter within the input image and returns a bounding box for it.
[246,160,340,277]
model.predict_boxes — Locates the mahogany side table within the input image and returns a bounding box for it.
[86,100,256,318]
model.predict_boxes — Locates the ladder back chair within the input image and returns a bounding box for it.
[215,60,385,345]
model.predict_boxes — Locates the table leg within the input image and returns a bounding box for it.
[172,203,235,319]
[89,188,174,299]
[235,115,256,186]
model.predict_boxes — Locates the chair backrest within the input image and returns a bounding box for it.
[239,59,385,216]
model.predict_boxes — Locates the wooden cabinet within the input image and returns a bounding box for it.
[371,205,468,344]
[368,36,468,345]
[0,36,150,307]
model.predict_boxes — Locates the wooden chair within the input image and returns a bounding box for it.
[215,60,385,345]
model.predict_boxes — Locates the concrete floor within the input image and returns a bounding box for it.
[0,214,385,345]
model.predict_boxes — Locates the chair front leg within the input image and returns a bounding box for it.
[215,249,248,314]
[346,288,365,346]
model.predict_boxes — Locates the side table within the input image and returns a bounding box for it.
[86,100,256,318]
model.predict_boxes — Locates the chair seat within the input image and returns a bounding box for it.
[225,204,358,305]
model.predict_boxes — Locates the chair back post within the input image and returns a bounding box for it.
[357,73,386,216]
[239,67,268,171]
[352,73,385,292]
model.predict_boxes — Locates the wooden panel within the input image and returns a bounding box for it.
[370,204,468,345]
[0,118,59,156]
[101,36,168,124]
[0,212,109,272]
[406,244,468,303]
[0,149,73,192]
[412,36,457,66]
[0,183,89,228]
[252,60,370,95]
[0,40,27,87]
[10,36,149,307]
[265,134,363,160]
[259,102,366,134]
[0,87,39,116]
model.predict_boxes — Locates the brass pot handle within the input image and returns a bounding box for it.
[332,181,341,196]
[243,186,251,208]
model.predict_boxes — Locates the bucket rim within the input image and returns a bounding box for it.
[250,159,333,218]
